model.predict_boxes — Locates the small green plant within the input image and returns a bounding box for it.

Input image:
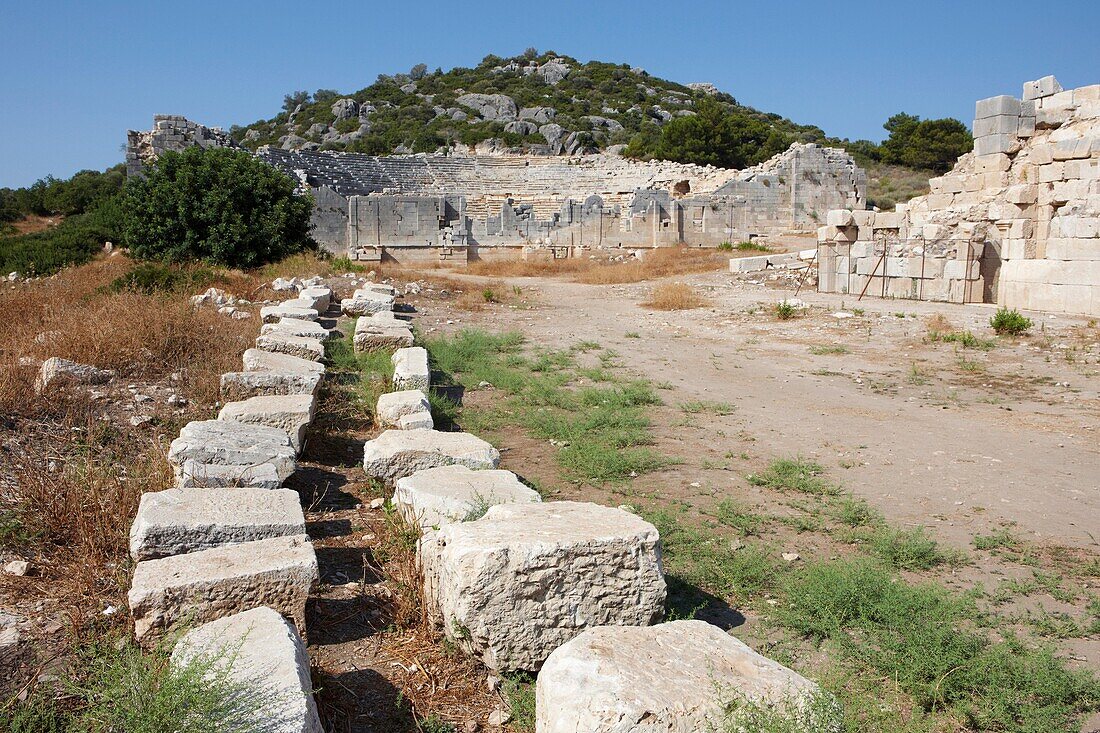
[735,241,770,252]
[716,241,734,251]
[625,331,641,338]
[461,492,494,522]
[748,458,839,496]
[868,525,960,570]
[832,496,883,528]
[809,344,849,355]
[974,528,1021,551]
[713,689,844,733]
[482,287,498,303]
[680,400,736,415]
[417,714,456,733]
[715,498,765,536]
[990,307,1033,336]
[502,673,537,732]
[775,301,796,320]
[929,330,996,349]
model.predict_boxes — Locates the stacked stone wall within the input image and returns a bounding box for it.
[818,76,1100,316]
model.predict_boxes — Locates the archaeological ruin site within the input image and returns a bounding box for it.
[3,37,1099,733]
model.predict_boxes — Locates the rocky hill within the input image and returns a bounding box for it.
[230,51,828,160]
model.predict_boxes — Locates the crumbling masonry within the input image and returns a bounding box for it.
[817,76,1100,317]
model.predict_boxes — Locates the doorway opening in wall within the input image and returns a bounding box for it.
[980,239,1003,304]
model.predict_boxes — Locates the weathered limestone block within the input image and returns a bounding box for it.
[392,347,429,391]
[354,317,414,352]
[34,357,115,393]
[261,318,334,341]
[825,209,853,227]
[420,501,665,671]
[296,286,332,313]
[128,534,318,645]
[218,394,316,454]
[728,255,769,273]
[178,459,283,490]
[341,289,395,316]
[1023,75,1063,102]
[168,420,297,484]
[975,95,1022,119]
[536,621,822,733]
[172,607,322,733]
[243,348,325,375]
[130,488,306,560]
[362,429,500,482]
[398,413,435,430]
[260,305,320,324]
[394,464,541,531]
[220,371,322,401]
[255,333,325,362]
[376,389,432,429]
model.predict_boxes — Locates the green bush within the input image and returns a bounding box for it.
[107,262,218,294]
[122,147,313,268]
[990,307,1033,336]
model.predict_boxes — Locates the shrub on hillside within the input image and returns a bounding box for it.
[122,147,313,268]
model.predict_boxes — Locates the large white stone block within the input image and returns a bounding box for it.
[261,318,334,341]
[296,286,332,313]
[221,371,322,401]
[394,464,541,531]
[218,394,316,454]
[168,420,297,484]
[420,501,666,672]
[363,429,500,482]
[392,347,430,391]
[243,348,325,375]
[536,621,822,733]
[255,333,325,362]
[975,95,1022,119]
[260,305,319,324]
[130,488,306,560]
[354,317,414,352]
[376,389,433,430]
[341,289,395,316]
[1022,75,1062,102]
[172,607,322,733]
[178,459,283,490]
[128,534,318,645]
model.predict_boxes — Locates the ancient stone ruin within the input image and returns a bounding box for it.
[126,115,866,262]
[817,75,1100,317]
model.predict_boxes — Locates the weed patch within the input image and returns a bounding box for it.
[748,458,839,496]
[641,282,708,310]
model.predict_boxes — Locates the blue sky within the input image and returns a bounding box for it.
[1,0,1097,188]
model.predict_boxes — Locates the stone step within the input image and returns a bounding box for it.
[243,348,325,375]
[168,420,297,485]
[171,607,322,733]
[394,464,540,531]
[537,621,821,733]
[130,488,306,560]
[221,370,322,401]
[128,534,317,645]
[420,501,665,672]
[392,347,429,391]
[255,333,325,362]
[178,458,283,490]
[341,289,395,316]
[218,394,316,455]
[353,317,414,352]
[362,429,499,482]
[260,304,320,324]
[376,389,433,430]
[296,286,332,313]
[261,318,335,341]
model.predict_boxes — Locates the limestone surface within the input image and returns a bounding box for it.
[420,501,665,671]
[255,333,325,362]
[341,289,395,316]
[261,318,334,341]
[362,429,500,482]
[243,348,325,375]
[398,413,435,430]
[394,464,540,531]
[295,286,332,313]
[172,607,322,733]
[168,420,297,484]
[34,357,115,393]
[391,347,429,391]
[353,316,414,352]
[536,621,820,733]
[260,305,320,324]
[218,394,316,454]
[220,371,322,401]
[178,459,283,490]
[129,534,317,644]
[130,488,306,560]
[375,389,432,429]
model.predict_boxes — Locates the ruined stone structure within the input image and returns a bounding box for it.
[126,116,865,263]
[818,76,1100,317]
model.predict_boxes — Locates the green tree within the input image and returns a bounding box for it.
[122,147,313,268]
[282,90,311,112]
[879,112,921,165]
[313,88,339,103]
[880,113,971,171]
[646,99,791,169]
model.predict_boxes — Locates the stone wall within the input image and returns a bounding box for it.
[126,115,237,177]
[817,76,1100,316]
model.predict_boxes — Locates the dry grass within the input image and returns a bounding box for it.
[925,313,954,335]
[465,246,727,284]
[641,282,709,310]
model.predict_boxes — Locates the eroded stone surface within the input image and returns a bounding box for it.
[178,459,283,490]
[34,357,115,393]
[168,420,297,484]
[260,305,320,324]
[220,371,322,401]
[353,316,414,352]
[536,621,821,733]
[243,348,325,375]
[130,488,306,560]
[218,394,316,454]
[295,286,332,313]
[172,607,322,733]
[261,318,334,341]
[341,289,395,316]
[255,333,325,362]
[392,347,429,391]
[420,501,665,671]
[376,389,432,429]
[394,464,540,531]
[362,429,499,482]
[129,534,317,645]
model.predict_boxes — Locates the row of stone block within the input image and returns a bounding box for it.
[341,283,396,316]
